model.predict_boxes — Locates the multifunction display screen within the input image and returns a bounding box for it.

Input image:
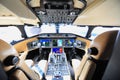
[64,39,74,46]
[52,47,63,53]
[53,39,63,47]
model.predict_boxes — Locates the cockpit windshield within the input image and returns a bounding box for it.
[25,23,89,37]
[1,24,120,44]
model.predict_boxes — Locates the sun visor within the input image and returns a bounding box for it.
[73,0,120,26]
[0,0,40,26]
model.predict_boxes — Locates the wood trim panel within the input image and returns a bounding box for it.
[14,37,38,53]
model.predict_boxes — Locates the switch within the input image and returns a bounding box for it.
[50,58,53,63]
[62,57,65,62]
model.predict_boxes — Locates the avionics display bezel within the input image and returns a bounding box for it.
[39,39,51,47]
[52,39,63,47]
[64,39,75,47]
[39,38,75,48]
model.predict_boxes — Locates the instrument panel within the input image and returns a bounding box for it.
[27,33,87,50]
[25,33,90,80]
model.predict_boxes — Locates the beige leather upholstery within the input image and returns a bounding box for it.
[75,30,118,80]
[9,70,28,80]
[75,54,96,80]
[0,39,40,80]
[0,39,19,71]
[75,54,89,80]
[79,60,96,80]
[91,30,118,60]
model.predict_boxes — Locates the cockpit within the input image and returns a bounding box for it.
[0,0,120,80]
[20,33,89,80]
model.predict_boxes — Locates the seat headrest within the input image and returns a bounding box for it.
[90,30,118,60]
[0,39,19,71]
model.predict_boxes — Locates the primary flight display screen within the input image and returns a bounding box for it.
[40,39,50,46]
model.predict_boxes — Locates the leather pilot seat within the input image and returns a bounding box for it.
[90,30,118,80]
[0,39,19,71]
[75,30,118,80]
[0,39,39,80]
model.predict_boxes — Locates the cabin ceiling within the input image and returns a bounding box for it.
[0,0,39,25]
[0,0,120,26]
[74,0,120,26]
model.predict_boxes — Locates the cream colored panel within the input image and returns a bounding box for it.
[72,59,81,75]
[18,62,40,80]
[74,0,120,26]
[18,51,40,80]
[0,4,15,17]
[75,54,89,80]
[29,0,40,7]
[86,0,95,6]
[73,0,84,9]
[0,0,40,25]
[20,0,27,5]
[0,4,24,25]
[74,0,95,9]
[79,60,96,80]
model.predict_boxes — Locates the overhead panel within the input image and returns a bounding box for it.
[32,0,81,23]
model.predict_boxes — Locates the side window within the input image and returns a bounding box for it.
[59,25,88,37]
[24,26,41,37]
[0,26,23,44]
[90,27,120,40]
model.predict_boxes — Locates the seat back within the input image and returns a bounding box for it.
[0,39,39,80]
[91,30,118,80]
[0,39,19,71]
[75,30,118,80]
[90,30,118,60]
[79,60,96,80]
[102,31,120,80]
